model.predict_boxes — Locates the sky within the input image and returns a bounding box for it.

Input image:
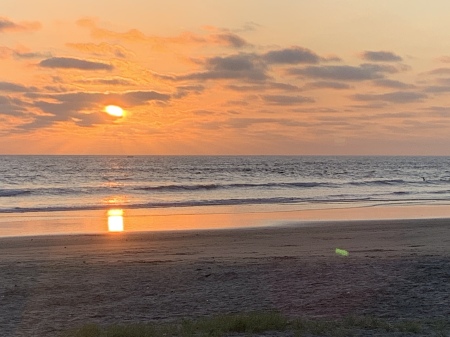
[2,1,450,155]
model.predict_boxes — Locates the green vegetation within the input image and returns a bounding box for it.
[63,311,449,337]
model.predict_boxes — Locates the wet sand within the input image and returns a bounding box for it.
[1,218,449,336]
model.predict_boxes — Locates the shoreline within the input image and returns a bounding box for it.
[1,202,450,238]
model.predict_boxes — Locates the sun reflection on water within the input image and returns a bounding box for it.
[107,209,124,232]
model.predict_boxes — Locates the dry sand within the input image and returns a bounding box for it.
[0,218,449,336]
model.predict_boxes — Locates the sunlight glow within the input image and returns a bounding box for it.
[108,209,124,232]
[105,105,124,117]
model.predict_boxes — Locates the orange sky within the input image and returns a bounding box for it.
[2,1,450,155]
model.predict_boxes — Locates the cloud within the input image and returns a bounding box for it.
[0,81,36,92]
[372,79,414,89]
[32,90,171,108]
[211,33,250,48]
[423,85,450,93]
[77,77,136,86]
[224,117,303,129]
[437,56,450,63]
[425,68,450,76]
[262,94,314,105]
[0,95,28,116]
[173,85,205,98]
[349,102,388,110]
[66,42,133,58]
[227,82,300,92]
[0,46,50,59]
[422,106,450,117]
[0,17,41,33]
[18,89,171,130]
[360,50,402,62]
[39,57,114,71]
[352,91,427,103]
[14,51,50,59]
[288,63,402,81]
[304,81,352,90]
[77,18,250,49]
[176,53,268,81]
[121,91,170,105]
[263,47,322,64]
[233,21,261,33]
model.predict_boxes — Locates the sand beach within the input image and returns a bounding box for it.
[1,214,449,336]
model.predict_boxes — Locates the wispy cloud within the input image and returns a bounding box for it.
[352,91,427,103]
[66,42,133,58]
[262,94,314,105]
[76,77,136,86]
[0,17,41,33]
[0,81,36,92]
[0,46,49,59]
[77,18,250,49]
[372,79,414,89]
[304,81,352,90]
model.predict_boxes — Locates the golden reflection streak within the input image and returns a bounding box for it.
[107,209,124,232]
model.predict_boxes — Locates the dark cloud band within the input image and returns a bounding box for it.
[39,57,113,71]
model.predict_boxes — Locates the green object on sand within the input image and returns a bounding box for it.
[335,248,349,256]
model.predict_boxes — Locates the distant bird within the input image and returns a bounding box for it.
[422,177,426,181]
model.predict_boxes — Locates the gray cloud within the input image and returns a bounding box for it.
[122,91,171,105]
[0,46,50,60]
[288,64,400,81]
[19,90,171,130]
[14,51,51,59]
[304,81,352,90]
[422,106,450,117]
[268,82,300,91]
[0,81,36,92]
[423,85,450,93]
[227,82,300,92]
[0,95,28,116]
[177,53,268,81]
[372,79,414,89]
[262,94,314,105]
[226,117,302,129]
[263,47,321,64]
[174,85,205,98]
[361,51,402,62]
[350,102,388,110]
[352,91,427,103]
[213,33,250,48]
[39,57,114,71]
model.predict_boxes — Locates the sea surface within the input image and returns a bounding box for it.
[1,156,450,214]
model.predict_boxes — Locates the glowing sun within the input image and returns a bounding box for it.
[105,105,124,117]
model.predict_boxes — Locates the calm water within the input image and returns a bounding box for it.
[1,156,450,214]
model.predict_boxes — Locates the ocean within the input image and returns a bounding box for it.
[1,155,450,214]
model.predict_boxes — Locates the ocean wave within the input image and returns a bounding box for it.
[0,189,32,197]
[0,197,301,213]
[135,181,330,192]
[349,179,406,186]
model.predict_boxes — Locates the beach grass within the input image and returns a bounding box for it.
[63,311,449,337]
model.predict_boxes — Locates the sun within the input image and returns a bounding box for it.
[105,105,124,117]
